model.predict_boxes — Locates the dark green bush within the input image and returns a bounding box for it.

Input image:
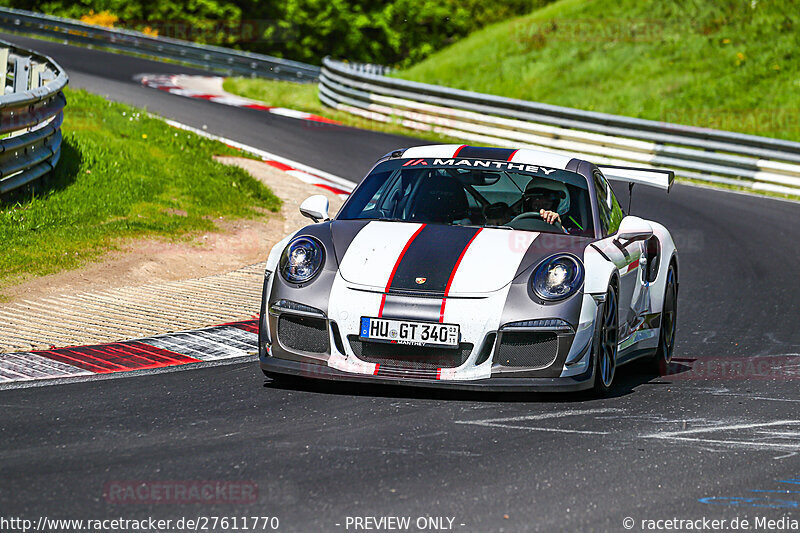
[2,0,554,66]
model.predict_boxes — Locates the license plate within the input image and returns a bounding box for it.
[359,317,460,348]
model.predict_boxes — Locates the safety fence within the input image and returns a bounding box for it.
[0,7,319,82]
[0,38,67,198]
[320,58,800,196]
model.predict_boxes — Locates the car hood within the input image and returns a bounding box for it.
[332,220,592,295]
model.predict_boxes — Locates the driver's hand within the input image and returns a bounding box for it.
[540,209,561,225]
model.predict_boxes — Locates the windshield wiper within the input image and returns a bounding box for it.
[355,219,514,230]
[460,224,513,230]
[350,217,408,222]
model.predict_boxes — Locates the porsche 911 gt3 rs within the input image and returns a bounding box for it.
[258,145,679,394]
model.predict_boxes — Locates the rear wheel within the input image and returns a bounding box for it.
[592,285,619,396]
[650,263,677,375]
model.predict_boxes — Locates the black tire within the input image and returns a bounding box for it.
[650,263,678,375]
[592,285,619,396]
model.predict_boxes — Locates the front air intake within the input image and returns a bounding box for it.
[278,314,329,354]
[494,331,558,368]
[348,336,473,370]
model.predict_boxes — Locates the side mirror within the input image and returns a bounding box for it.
[299,195,330,223]
[615,216,653,244]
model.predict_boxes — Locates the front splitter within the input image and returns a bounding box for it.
[260,356,594,392]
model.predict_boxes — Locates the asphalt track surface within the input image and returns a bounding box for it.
[2,33,800,533]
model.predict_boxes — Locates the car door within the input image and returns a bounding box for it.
[592,170,647,342]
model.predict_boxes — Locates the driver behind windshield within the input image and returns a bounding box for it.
[337,162,594,237]
[521,178,570,227]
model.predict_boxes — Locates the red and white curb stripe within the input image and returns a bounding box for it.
[139,74,340,125]
[165,119,355,198]
[0,320,259,386]
[0,97,358,386]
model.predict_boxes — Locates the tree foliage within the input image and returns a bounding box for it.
[2,0,554,65]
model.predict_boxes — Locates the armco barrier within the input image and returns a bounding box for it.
[0,7,320,82]
[0,38,67,198]
[319,57,800,196]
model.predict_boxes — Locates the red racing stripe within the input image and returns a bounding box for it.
[439,228,483,322]
[373,364,381,375]
[378,224,427,317]
[453,145,467,157]
[507,149,519,161]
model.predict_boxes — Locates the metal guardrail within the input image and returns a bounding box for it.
[0,38,66,198]
[320,58,800,196]
[0,7,320,82]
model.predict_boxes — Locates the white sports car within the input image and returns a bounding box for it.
[258,145,678,394]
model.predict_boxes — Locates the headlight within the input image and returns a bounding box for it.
[279,237,324,283]
[532,254,584,301]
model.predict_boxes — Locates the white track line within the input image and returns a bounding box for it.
[455,408,620,435]
[139,74,341,125]
[164,119,355,197]
[643,420,800,439]
[642,420,800,452]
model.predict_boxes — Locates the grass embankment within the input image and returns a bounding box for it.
[398,0,800,142]
[224,0,799,144]
[222,77,464,144]
[0,88,280,291]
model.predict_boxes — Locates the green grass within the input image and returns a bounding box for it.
[224,0,800,148]
[225,1,800,142]
[398,0,800,141]
[0,88,281,293]
[222,77,466,145]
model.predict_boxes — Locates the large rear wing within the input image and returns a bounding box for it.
[598,165,675,192]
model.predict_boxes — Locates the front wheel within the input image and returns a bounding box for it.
[592,286,619,396]
[650,263,678,375]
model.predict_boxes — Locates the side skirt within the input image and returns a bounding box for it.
[616,346,658,367]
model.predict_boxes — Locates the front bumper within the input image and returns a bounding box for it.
[260,355,595,392]
[261,271,600,392]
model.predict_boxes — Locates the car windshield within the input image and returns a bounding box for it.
[337,158,594,237]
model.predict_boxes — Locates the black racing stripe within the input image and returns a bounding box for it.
[330,219,371,265]
[389,225,480,293]
[456,146,517,161]
[380,294,442,322]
